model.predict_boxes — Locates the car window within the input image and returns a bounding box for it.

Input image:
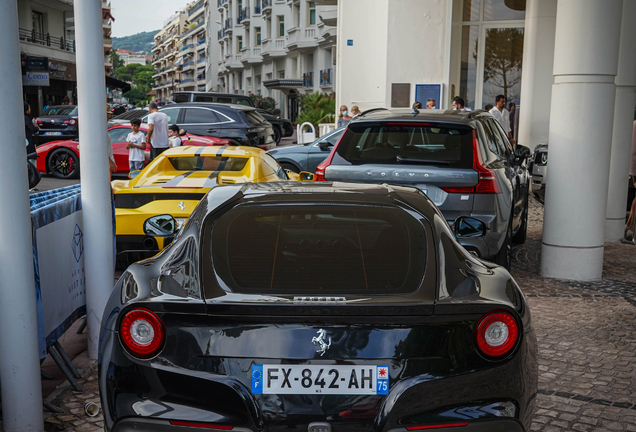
[336,123,474,168]
[209,204,427,294]
[43,106,77,116]
[313,129,343,147]
[174,94,191,103]
[263,153,288,180]
[486,119,511,156]
[217,97,233,103]
[108,127,132,143]
[183,108,221,124]
[158,107,181,124]
[194,95,216,102]
[167,156,248,171]
[235,98,252,106]
[490,119,514,154]
[478,121,500,155]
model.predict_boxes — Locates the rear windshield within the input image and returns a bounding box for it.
[336,122,474,168]
[173,94,191,103]
[43,106,78,116]
[168,156,248,171]
[210,205,427,295]
[244,110,266,126]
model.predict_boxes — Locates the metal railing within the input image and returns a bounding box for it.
[303,71,314,88]
[181,43,195,51]
[181,78,194,84]
[217,0,228,8]
[188,1,204,16]
[238,7,250,24]
[262,0,271,9]
[181,21,203,40]
[224,18,232,30]
[254,4,261,14]
[19,28,75,52]
[319,68,331,86]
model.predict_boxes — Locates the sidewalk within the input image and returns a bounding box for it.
[2,196,635,431]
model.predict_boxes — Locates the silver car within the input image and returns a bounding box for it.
[315,109,531,269]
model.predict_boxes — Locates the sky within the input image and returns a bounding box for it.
[111,0,192,37]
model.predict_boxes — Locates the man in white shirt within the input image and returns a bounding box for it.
[489,94,515,144]
[146,102,169,161]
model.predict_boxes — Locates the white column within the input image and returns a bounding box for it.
[517,0,557,151]
[75,0,115,358]
[541,0,623,280]
[605,0,636,241]
[0,0,44,430]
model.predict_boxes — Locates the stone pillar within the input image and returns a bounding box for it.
[605,0,636,241]
[517,0,557,151]
[540,0,623,281]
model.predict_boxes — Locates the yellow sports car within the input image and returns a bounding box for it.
[112,145,304,268]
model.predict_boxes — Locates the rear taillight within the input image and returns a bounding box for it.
[315,129,346,181]
[119,308,165,358]
[36,119,42,126]
[441,130,501,194]
[405,422,469,431]
[474,310,519,359]
[63,119,77,126]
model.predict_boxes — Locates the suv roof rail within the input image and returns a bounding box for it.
[356,107,389,118]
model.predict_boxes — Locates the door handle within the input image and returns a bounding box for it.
[207,129,216,133]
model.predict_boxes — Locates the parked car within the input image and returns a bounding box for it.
[255,108,286,145]
[34,105,79,145]
[112,145,294,269]
[99,181,538,432]
[35,124,230,179]
[107,108,149,127]
[281,117,294,137]
[316,109,532,269]
[144,103,276,150]
[173,91,254,106]
[269,126,344,173]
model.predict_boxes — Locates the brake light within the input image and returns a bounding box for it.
[119,308,165,358]
[315,129,346,181]
[169,421,233,430]
[315,164,327,181]
[474,310,519,359]
[36,119,43,126]
[63,119,77,126]
[441,130,501,194]
[405,422,469,430]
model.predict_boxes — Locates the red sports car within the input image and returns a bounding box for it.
[35,124,230,179]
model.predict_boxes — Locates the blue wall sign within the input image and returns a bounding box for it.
[347,39,353,46]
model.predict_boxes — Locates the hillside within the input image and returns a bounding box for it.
[112,30,158,54]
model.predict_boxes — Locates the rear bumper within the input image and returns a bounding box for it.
[35,132,77,144]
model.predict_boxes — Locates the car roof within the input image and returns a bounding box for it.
[162,102,255,111]
[174,91,250,98]
[353,108,486,125]
[162,145,262,158]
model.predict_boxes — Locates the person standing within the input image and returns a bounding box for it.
[146,102,169,161]
[24,102,37,154]
[489,95,515,144]
[126,119,146,172]
[452,96,471,111]
[625,120,636,240]
[350,105,361,118]
[337,105,352,128]
[426,99,436,109]
[168,124,183,147]
[62,95,71,105]
[508,102,517,138]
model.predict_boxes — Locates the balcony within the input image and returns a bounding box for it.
[262,38,286,57]
[19,28,76,53]
[286,27,318,51]
[188,1,205,17]
[228,54,244,69]
[240,47,263,64]
[218,29,226,40]
[237,7,250,25]
[302,72,313,88]
[180,78,195,84]
[224,18,233,32]
[254,3,261,14]
[182,60,195,71]
[181,43,195,54]
[319,68,332,87]
[217,0,228,9]
[262,0,272,14]
[181,20,204,40]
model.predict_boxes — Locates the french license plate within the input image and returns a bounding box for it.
[44,132,62,136]
[251,365,389,395]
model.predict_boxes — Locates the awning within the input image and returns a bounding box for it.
[105,75,131,93]
[147,90,157,96]
[263,79,303,90]
[197,66,206,73]
[175,56,184,66]
[102,9,115,21]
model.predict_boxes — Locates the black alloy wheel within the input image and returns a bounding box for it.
[48,148,79,179]
[494,218,513,270]
[281,163,300,174]
[512,191,529,244]
[273,127,282,145]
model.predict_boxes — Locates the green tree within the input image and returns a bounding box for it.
[110,51,124,75]
[295,92,336,136]
[249,94,277,111]
[124,85,152,105]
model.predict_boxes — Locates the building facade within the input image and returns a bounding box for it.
[212,0,337,120]
[116,49,149,66]
[103,1,114,75]
[17,0,76,116]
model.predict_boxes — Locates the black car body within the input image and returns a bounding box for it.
[143,103,276,150]
[34,105,79,144]
[256,108,286,145]
[269,126,345,173]
[173,91,255,107]
[99,182,537,432]
[316,109,531,269]
[108,109,150,127]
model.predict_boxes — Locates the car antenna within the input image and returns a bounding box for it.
[356,107,389,118]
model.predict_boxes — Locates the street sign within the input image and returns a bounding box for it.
[23,71,50,86]
[347,39,353,46]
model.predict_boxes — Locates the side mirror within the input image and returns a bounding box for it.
[514,144,531,165]
[298,171,315,181]
[143,214,178,237]
[453,216,487,238]
[317,140,331,150]
[129,170,142,179]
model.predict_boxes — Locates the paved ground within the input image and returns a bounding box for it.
[8,165,636,430]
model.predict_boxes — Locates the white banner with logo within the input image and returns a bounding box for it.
[23,71,50,86]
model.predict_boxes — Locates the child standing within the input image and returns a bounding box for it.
[126,119,146,171]
[168,124,183,148]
